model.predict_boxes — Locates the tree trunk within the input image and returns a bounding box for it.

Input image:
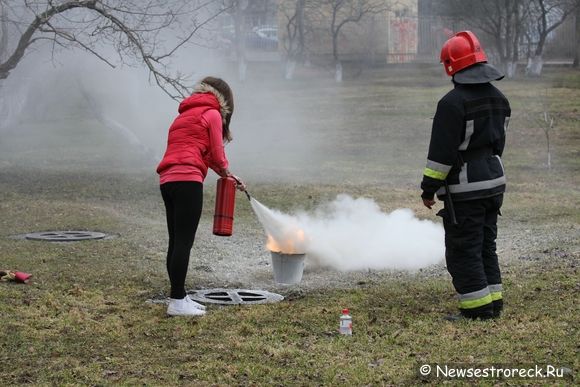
[0,2,8,62]
[335,61,343,82]
[330,3,340,82]
[494,35,507,73]
[574,4,580,67]
[527,55,543,76]
[332,31,339,65]
[509,0,521,75]
[297,0,305,61]
[332,30,343,82]
[506,61,518,78]
[284,59,296,80]
[234,3,247,82]
[284,0,304,81]
[0,81,28,130]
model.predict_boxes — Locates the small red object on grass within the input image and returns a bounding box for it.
[14,272,32,283]
[0,270,32,284]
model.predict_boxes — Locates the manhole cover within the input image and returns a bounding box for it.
[24,231,107,242]
[190,289,284,305]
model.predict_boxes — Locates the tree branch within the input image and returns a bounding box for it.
[0,0,98,80]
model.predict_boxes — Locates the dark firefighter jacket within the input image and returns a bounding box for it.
[421,82,511,202]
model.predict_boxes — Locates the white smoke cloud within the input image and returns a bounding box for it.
[251,194,445,272]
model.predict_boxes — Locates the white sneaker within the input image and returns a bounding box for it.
[184,295,207,311]
[167,296,206,317]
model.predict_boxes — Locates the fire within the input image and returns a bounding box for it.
[266,229,305,254]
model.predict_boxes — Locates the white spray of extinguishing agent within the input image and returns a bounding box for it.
[339,308,352,335]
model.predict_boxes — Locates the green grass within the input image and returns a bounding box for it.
[1,65,579,385]
[1,253,577,385]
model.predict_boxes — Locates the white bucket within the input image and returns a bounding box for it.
[270,251,305,285]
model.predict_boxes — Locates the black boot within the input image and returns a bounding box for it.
[492,299,503,318]
[445,303,494,321]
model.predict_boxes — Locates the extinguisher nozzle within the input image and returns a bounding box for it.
[244,191,251,201]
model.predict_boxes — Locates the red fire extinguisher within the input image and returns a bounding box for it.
[213,176,237,236]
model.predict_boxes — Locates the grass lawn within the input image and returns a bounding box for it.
[0,65,579,385]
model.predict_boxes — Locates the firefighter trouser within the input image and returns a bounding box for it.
[439,194,504,319]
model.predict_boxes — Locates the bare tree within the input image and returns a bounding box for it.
[540,110,556,169]
[221,0,250,81]
[280,0,306,80]
[526,89,558,169]
[575,0,580,67]
[318,0,388,82]
[0,1,8,62]
[0,0,227,100]
[221,0,278,81]
[525,0,578,76]
[435,0,530,78]
[435,0,578,76]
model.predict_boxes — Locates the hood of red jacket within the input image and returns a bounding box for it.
[178,93,220,114]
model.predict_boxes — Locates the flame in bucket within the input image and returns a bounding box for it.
[267,229,305,254]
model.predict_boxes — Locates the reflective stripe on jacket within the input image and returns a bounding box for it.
[421,82,511,202]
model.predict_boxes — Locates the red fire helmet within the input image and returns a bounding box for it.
[440,31,487,76]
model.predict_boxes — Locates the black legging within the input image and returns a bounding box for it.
[160,181,203,299]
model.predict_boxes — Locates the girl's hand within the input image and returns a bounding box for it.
[219,168,231,178]
[231,175,246,191]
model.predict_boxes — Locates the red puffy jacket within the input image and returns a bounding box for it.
[156,92,229,184]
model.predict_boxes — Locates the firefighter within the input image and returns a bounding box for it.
[421,31,511,320]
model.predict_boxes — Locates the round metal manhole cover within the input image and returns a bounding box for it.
[190,289,284,305]
[24,231,107,242]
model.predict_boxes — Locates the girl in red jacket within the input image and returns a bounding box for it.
[157,76,245,317]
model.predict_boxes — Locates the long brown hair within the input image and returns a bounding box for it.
[200,76,234,142]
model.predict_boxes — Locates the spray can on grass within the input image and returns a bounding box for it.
[339,308,352,335]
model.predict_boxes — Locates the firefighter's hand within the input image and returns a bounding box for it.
[422,198,436,209]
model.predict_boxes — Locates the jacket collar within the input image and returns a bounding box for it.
[453,63,504,84]
[193,82,231,119]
